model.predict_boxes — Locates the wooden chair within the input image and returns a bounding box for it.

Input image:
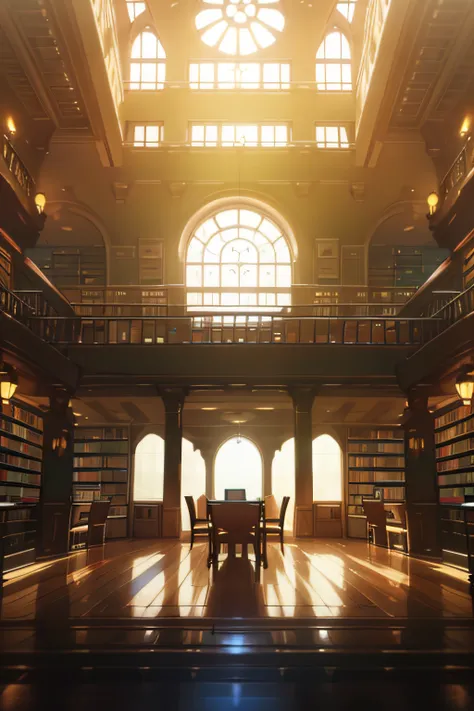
[209,502,262,582]
[69,500,110,550]
[184,495,209,550]
[362,498,388,547]
[386,503,408,552]
[263,496,290,556]
[224,489,246,501]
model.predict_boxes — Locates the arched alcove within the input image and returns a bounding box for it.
[181,438,206,531]
[214,436,263,501]
[133,433,164,502]
[271,438,295,531]
[312,434,342,502]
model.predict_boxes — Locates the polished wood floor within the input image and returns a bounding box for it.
[2,538,473,621]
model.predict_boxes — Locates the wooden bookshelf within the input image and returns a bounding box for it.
[73,426,129,538]
[25,246,106,290]
[347,427,405,538]
[0,503,38,577]
[435,401,474,570]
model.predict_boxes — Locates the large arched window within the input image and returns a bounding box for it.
[214,437,263,501]
[312,434,342,501]
[181,439,206,531]
[130,29,166,90]
[133,434,164,501]
[316,30,352,91]
[271,438,295,531]
[186,207,292,311]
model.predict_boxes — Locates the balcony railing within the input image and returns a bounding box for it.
[432,284,474,325]
[438,139,474,213]
[1,135,35,199]
[0,287,34,325]
[26,314,444,346]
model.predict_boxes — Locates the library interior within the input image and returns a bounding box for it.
[1,0,474,707]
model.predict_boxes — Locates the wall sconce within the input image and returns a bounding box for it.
[0,362,18,405]
[408,434,425,454]
[6,116,16,135]
[34,192,46,215]
[460,115,472,138]
[52,429,69,457]
[427,192,439,216]
[455,368,474,407]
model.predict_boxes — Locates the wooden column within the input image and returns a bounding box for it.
[290,387,316,537]
[161,388,186,538]
[38,389,75,557]
[402,390,442,558]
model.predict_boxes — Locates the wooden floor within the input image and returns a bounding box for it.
[1,538,473,621]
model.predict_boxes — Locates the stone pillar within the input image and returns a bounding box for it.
[290,387,316,537]
[161,388,186,538]
[39,389,75,556]
[402,390,441,558]
[260,441,277,499]
[200,448,214,500]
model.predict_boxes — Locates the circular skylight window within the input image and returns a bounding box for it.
[196,0,285,56]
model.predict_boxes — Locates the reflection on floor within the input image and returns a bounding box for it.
[2,538,473,621]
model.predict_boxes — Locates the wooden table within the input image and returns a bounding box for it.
[205,500,267,568]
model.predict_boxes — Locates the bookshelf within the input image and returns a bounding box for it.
[435,401,474,569]
[347,427,405,538]
[25,246,106,290]
[73,426,129,538]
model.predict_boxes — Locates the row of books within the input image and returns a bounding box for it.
[348,429,403,440]
[348,484,405,499]
[73,455,128,469]
[1,403,43,430]
[76,428,127,440]
[347,505,365,516]
[347,442,404,454]
[435,405,472,429]
[348,456,404,469]
[437,454,474,473]
[435,419,474,445]
[349,470,405,483]
[74,441,129,454]
[439,486,474,503]
[437,438,474,458]
[0,420,43,446]
[0,469,41,485]
[0,435,42,459]
[438,471,474,487]
[73,488,101,502]
[6,507,36,521]
[73,470,128,483]
[100,483,127,495]
[0,453,41,472]
[0,486,40,500]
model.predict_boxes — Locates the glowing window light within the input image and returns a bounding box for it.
[214,436,263,501]
[312,434,342,502]
[316,30,352,91]
[337,0,357,22]
[127,1,146,21]
[130,29,166,90]
[133,433,164,501]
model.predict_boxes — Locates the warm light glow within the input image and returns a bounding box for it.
[312,434,342,501]
[127,1,146,21]
[195,0,285,56]
[427,191,439,215]
[132,124,163,147]
[34,192,46,215]
[201,407,217,410]
[130,29,166,90]
[315,125,349,148]
[214,436,262,500]
[316,30,352,91]
[0,362,18,405]
[186,206,292,311]
[133,434,164,501]
[455,370,474,406]
[190,123,289,147]
[460,115,472,137]
[189,61,290,89]
[337,0,357,22]
[6,116,16,134]
[272,438,295,531]
[181,438,206,530]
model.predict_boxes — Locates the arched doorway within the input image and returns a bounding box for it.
[312,434,342,501]
[214,436,263,501]
[184,201,293,312]
[133,433,164,502]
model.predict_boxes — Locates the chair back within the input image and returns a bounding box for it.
[196,494,207,520]
[185,495,197,527]
[264,494,279,519]
[210,502,260,544]
[279,496,290,528]
[225,489,246,501]
[89,500,111,528]
[362,498,388,546]
[388,503,407,528]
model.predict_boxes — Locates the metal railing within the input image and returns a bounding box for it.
[432,283,474,325]
[26,314,444,346]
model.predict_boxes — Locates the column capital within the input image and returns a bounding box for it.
[159,386,188,413]
[288,386,317,412]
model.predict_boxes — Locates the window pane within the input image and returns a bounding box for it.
[186,265,202,287]
[134,125,145,145]
[205,125,218,144]
[133,434,164,502]
[146,125,159,144]
[204,264,219,286]
[240,63,259,88]
[218,63,236,88]
[192,125,204,144]
[276,265,291,286]
[261,125,274,145]
[221,265,238,286]
[260,264,275,286]
[222,125,235,145]
[142,32,158,58]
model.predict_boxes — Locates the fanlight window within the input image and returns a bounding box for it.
[337,0,357,22]
[316,30,352,91]
[196,0,285,56]
[130,29,166,90]
[186,207,292,311]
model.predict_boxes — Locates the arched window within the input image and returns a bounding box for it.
[316,30,352,91]
[312,434,342,501]
[214,437,262,501]
[337,0,357,22]
[271,438,295,531]
[181,438,206,531]
[133,434,164,501]
[127,1,146,22]
[186,207,292,311]
[130,29,166,90]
